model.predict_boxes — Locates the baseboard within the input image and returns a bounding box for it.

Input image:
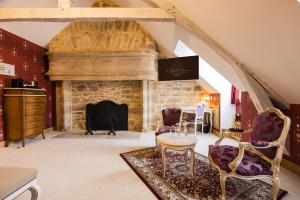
[44,127,54,133]
[212,129,221,137]
[0,141,5,147]
[281,159,300,176]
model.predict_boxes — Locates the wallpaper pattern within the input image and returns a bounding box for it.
[0,28,55,141]
[236,92,258,130]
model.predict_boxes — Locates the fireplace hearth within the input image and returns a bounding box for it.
[85,100,128,135]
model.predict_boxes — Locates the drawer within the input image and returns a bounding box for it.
[25,120,43,129]
[25,109,45,116]
[26,115,44,124]
[25,96,46,103]
[25,127,43,136]
[25,102,45,111]
[24,90,45,95]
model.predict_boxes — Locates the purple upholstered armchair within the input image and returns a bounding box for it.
[208,108,290,200]
[155,107,182,146]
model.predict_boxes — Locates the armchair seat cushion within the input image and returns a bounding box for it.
[155,127,170,136]
[0,167,37,199]
[209,145,272,176]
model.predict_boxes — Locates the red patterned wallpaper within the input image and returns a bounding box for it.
[236,92,300,166]
[0,28,55,141]
[236,92,258,130]
[282,104,300,165]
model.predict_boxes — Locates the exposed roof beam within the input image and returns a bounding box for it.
[239,64,290,110]
[143,0,289,111]
[0,8,175,22]
[235,66,273,112]
[58,0,71,9]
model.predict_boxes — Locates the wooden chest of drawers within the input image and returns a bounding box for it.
[4,88,46,147]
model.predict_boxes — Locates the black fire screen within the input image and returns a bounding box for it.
[85,100,128,135]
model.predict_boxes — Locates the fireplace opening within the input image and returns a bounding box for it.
[85,100,128,135]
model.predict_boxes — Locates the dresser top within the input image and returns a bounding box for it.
[4,88,46,91]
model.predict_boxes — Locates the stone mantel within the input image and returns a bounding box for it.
[47,19,159,81]
[47,51,157,58]
[47,51,158,81]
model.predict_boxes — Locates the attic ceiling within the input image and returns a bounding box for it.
[0,0,299,103]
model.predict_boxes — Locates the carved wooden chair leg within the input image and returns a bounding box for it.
[29,183,41,200]
[219,172,227,200]
[272,176,280,200]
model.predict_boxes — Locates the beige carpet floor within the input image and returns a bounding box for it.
[0,132,299,200]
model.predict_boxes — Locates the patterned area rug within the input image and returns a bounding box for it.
[120,147,287,200]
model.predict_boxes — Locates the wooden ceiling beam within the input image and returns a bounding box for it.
[143,0,289,111]
[0,7,175,22]
[58,0,71,9]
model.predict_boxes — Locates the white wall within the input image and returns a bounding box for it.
[174,41,235,129]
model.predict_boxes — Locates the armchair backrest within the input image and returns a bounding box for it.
[195,101,206,119]
[251,110,284,142]
[250,108,290,160]
[161,108,182,127]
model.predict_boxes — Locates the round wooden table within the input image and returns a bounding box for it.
[156,133,198,178]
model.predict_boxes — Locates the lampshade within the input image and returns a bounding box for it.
[202,95,210,102]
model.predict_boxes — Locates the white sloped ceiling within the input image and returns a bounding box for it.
[116,0,300,104]
[172,0,300,104]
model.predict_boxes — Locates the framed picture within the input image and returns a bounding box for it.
[158,56,199,81]
[0,62,15,76]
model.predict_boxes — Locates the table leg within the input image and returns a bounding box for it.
[185,149,188,165]
[161,146,167,177]
[191,148,195,178]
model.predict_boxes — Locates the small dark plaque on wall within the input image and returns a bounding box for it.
[158,56,199,81]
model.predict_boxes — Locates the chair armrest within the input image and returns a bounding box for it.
[237,131,281,149]
[241,138,281,149]
[228,139,282,173]
[156,120,161,132]
[238,141,276,165]
[228,143,246,171]
[215,129,251,145]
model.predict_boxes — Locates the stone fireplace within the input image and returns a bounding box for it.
[47,1,158,132]
[47,1,207,133]
[52,78,206,132]
[72,80,143,131]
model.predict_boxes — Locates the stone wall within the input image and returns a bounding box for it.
[149,80,207,129]
[71,80,143,132]
[48,21,157,53]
